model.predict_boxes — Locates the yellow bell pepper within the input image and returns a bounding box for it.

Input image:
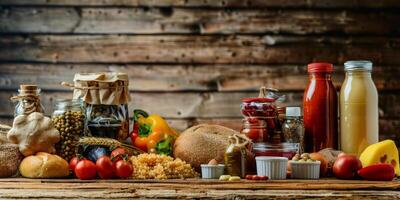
[130,109,178,155]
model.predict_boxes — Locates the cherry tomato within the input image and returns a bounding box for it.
[69,157,79,171]
[252,175,260,180]
[74,160,97,180]
[69,157,86,171]
[258,176,268,180]
[96,156,116,179]
[245,175,253,180]
[114,160,133,179]
[111,148,128,162]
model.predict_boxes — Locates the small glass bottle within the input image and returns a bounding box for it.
[52,99,85,161]
[224,134,249,178]
[12,84,45,116]
[282,107,305,153]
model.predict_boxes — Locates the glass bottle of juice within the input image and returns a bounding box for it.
[303,63,338,152]
[340,60,378,155]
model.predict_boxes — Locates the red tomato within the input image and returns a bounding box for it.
[258,176,268,180]
[114,160,133,179]
[96,156,116,179]
[74,160,97,180]
[69,157,86,171]
[111,148,128,162]
[69,157,79,171]
[252,175,260,180]
[333,155,362,179]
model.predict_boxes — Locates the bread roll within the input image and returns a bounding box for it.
[173,124,238,169]
[19,152,69,178]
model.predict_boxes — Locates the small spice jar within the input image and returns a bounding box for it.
[12,84,45,117]
[52,99,84,161]
[282,107,305,153]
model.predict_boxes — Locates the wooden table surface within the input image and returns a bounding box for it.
[0,178,399,199]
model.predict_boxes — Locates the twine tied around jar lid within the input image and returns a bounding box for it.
[61,72,130,105]
[10,85,42,115]
[258,86,286,103]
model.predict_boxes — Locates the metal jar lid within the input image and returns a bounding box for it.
[344,60,373,71]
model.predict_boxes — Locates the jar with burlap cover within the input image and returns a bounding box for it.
[63,72,130,142]
[0,144,23,177]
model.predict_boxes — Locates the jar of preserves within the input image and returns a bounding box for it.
[241,118,268,143]
[303,63,338,152]
[52,99,84,161]
[340,61,378,155]
[11,84,44,117]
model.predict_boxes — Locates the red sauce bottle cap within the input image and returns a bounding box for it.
[307,62,333,73]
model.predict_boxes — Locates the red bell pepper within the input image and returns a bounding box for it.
[357,163,395,181]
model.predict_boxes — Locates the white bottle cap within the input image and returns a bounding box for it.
[286,107,301,117]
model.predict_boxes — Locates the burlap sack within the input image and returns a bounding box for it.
[68,72,130,105]
[0,144,23,177]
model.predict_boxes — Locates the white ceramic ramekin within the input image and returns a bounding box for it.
[289,160,321,179]
[256,156,288,180]
[200,164,225,179]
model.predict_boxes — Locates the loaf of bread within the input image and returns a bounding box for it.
[0,144,23,177]
[19,152,69,178]
[173,124,238,169]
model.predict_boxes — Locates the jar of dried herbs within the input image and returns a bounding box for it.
[52,99,84,161]
[282,107,305,153]
[64,72,130,142]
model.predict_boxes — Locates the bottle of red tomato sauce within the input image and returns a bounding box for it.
[303,62,338,152]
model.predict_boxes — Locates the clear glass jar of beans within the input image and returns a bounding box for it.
[52,99,84,161]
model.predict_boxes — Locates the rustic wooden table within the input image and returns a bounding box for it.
[0,178,399,199]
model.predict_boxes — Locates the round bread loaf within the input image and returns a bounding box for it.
[19,152,69,178]
[173,124,238,169]
[0,144,23,177]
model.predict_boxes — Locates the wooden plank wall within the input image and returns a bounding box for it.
[0,0,399,143]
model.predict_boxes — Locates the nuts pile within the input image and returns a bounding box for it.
[130,153,199,179]
[291,153,316,162]
[52,111,84,161]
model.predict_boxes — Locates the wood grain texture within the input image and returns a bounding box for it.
[0,179,399,199]
[1,7,399,34]
[1,35,400,64]
[0,0,399,8]
[1,64,400,92]
[1,91,399,118]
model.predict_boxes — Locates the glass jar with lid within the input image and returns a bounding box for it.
[12,84,45,117]
[282,107,305,153]
[51,99,85,161]
[340,60,378,155]
[241,117,268,143]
